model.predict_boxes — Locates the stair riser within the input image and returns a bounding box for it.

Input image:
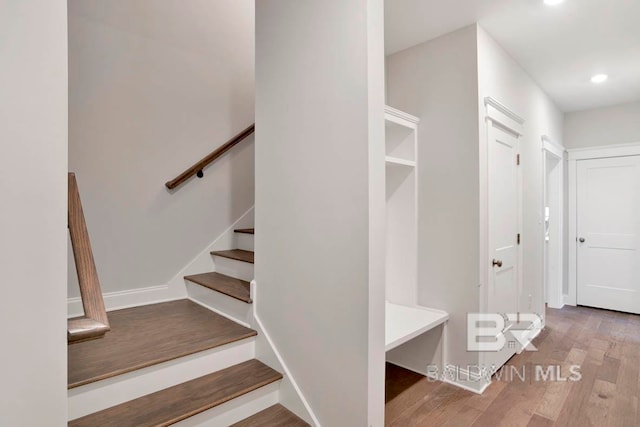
[187,283,252,328]
[173,382,280,427]
[68,339,255,420]
[235,233,254,252]
[213,256,254,282]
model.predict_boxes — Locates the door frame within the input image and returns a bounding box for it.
[542,136,565,309]
[566,142,640,306]
[479,97,524,377]
[481,98,525,313]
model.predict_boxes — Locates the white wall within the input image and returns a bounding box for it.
[386,25,482,370]
[255,1,386,425]
[0,1,68,425]
[564,101,640,149]
[67,0,255,297]
[386,24,563,374]
[477,26,564,320]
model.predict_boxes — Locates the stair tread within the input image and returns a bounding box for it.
[68,299,256,389]
[211,249,254,264]
[235,228,255,234]
[231,404,310,427]
[185,272,252,303]
[69,359,282,427]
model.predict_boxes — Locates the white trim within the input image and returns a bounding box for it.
[384,105,420,125]
[252,280,321,427]
[440,365,491,395]
[385,156,416,167]
[567,142,640,160]
[567,142,640,306]
[484,97,525,137]
[484,97,525,125]
[542,136,565,310]
[567,159,578,306]
[67,285,175,318]
[542,135,565,159]
[68,206,255,317]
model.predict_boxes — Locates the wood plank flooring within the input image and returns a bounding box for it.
[184,272,252,303]
[385,305,640,426]
[211,249,255,264]
[68,299,256,388]
[231,404,310,427]
[69,359,281,427]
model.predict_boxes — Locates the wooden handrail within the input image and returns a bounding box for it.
[68,173,110,344]
[165,124,255,190]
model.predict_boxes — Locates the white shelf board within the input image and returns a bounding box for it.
[385,301,449,351]
[385,156,416,168]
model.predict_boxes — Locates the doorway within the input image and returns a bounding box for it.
[543,138,564,309]
[568,144,640,313]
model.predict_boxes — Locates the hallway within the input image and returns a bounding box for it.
[386,305,640,426]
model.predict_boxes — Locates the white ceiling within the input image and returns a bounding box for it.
[385,0,640,112]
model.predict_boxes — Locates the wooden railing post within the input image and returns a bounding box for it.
[68,173,110,343]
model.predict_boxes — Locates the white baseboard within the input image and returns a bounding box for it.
[67,285,174,318]
[68,207,255,318]
[252,280,320,427]
[563,294,575,306]
[440,365,491,394]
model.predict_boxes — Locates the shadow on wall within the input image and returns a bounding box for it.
[67,0,256,299]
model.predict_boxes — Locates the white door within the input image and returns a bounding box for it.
[577,156,640,314]
[488,124,520,319]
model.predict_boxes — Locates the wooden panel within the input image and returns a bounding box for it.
[165,124,255,190]
[185,272,252,303]
[68,300,256,388]
[68,172,109,343]
[231,404,310,427]
[234,228,255,235]
[211,249,254,264]
[69,359,282,427]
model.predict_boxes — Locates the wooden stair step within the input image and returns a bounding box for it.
[69,359,282,427]
[185,272,252,303]
[231,404,310,427]
[211,249,254,264]
[68,300,256,389]
[235,228,255,234]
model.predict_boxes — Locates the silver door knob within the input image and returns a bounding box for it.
[579,237,586,243]
[492,259,503,267]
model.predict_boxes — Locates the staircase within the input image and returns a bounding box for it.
[68,227,310,426]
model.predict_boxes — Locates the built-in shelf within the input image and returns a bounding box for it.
[385,156,416,168]
[385,301,449,352]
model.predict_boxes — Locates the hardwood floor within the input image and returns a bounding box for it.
[211,249,255,264]
[69,360,281,427]
[385,305,640,426]
[231,404,310,427]
[68,300,256,388]
[184,271,252,303]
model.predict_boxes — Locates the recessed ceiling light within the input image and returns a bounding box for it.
[544,0,565,5]
[591,74,608,84]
